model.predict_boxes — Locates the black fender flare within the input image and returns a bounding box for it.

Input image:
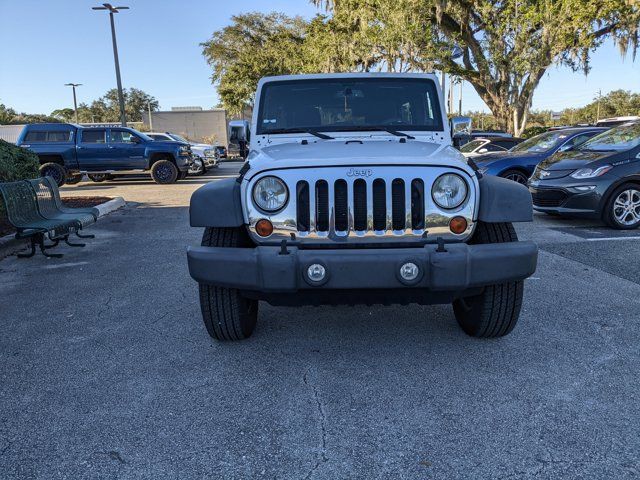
[190,177,244,227]
[477,175,533,223]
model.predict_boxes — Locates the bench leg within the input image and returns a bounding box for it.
[17,237,37,258]
[64,235,85,248]
[76,231,95,239]
[38,235,63,258]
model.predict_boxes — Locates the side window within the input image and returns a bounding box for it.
[81,129,107,144]
[484,143,507,152]
[24,131,47,142]
[47,131,72,142]
[110,129,136,143]
[566,134,593,148]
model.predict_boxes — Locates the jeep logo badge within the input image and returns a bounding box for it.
[540,171,550,178]
[347,168,373,178]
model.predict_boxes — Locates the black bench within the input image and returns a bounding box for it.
[0,179,97,258]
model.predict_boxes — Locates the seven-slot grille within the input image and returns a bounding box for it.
[295,177,427,234]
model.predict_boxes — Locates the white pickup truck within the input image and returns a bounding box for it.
[187,73,538,341]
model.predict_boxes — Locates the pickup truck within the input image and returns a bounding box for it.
[17,123,193,186]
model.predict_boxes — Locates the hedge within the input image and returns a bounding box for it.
[0,139,39,182]
[0,139,40,226]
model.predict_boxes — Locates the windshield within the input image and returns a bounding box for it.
[511,131,569,153]
[460,139,486,153]
[578,123,640,151]
[256,77,444,135]
[168,133,189,143]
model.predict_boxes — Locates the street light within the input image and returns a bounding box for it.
[64,83,82,123]
[92,3,129,126]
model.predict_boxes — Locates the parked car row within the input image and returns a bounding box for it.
[16,124,230,185]
[465,122,640,229]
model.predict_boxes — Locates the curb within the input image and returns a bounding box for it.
[0,197,125,259]
[96,197,125,217]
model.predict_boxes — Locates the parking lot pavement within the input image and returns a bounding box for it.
[1,165,639,479]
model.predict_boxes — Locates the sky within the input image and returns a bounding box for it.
[1,0,639,116]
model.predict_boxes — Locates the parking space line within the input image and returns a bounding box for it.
[584,236,640,242]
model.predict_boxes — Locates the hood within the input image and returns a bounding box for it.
[191,142,212,149]
[537,149,622,171]
[151,140,189,149]
[245,139,473,179]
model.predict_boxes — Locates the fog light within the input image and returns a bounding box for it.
[307,264,326,282]
[400,262,419,281]
[255,219,273,237]
[449,216,468,234]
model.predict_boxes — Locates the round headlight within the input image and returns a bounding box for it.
[252,176,288,212]
[432,174,468,209]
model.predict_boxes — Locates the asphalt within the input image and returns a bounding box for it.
[1,162,639,479]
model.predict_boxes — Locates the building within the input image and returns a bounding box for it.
[142,107,228,146]
[0,124,26,143]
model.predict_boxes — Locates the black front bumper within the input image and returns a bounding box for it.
[529,176,613,217]
[187,241,538,294]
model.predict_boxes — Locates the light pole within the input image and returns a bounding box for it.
[64,83,82,123]
[92,3,129,126]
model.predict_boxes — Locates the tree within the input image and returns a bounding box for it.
[201,12,310,114]
[315,0,640,135]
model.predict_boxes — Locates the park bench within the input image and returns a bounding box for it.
[0,178,96,258]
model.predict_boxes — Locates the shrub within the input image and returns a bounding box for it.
[0,140,40,228]
[0,139,39,182]
[520,126,548,139]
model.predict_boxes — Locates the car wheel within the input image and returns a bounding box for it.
[500,169,529,185]
[150,159,178,184]
[65,173,83,185]
[603,184,640,229]
[39,163,67,187]
[198,227,258,341]
[88,173,108,183]
[452,222,524,338]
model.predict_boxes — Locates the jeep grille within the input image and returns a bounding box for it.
[244,166,477,245]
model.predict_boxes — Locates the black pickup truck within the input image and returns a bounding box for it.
[17,123,193,186]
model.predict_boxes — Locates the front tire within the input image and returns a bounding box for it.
[452,222,524,338]
[198,227,258,341]
[39,163,66,186]
[150,159,178,184]
[603,183,640,230]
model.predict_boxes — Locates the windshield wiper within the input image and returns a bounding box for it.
[379,128,415,139]
[334,125,416,139]
[263,128,334,140]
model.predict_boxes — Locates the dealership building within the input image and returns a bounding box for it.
[142,107,228,146]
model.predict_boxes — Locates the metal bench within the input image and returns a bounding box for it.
[0,181,82,258]
[28,177,97,240]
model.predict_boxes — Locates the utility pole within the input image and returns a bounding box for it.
[64,83,82,123]
[93,3,129,126]
[440,71,446,101]
[596,89,602,123]
[147,101,153,130]
[458,78,463,116]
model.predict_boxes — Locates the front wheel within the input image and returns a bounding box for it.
[500,169,529,185]
[39,163,66,187]
[150,160,178,184]
[603,183,640,230]
[198,227,258,341]
[452,222,524,338]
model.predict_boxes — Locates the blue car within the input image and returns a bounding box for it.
[473,127,606,184]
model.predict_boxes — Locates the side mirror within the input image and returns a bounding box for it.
[450,116,472,138]
[131,136,142,144]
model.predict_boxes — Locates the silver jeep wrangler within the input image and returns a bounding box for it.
[187,73,538,341]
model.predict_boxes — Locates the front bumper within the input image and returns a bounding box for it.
[187,241,538,293]
[529,177,611,217]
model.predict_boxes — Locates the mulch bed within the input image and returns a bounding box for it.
[0,196,111,238]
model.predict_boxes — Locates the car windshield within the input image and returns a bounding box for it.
[168,134,189,143]
[578,123,640,151]
[460,139,486,153]
[256,77,444,135]
[510,131,569,153]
